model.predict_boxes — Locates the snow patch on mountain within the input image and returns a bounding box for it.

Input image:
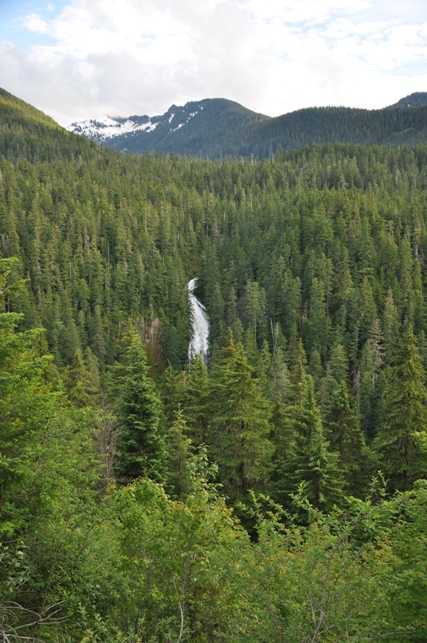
[66,116,160,141]
[67,102,205,143]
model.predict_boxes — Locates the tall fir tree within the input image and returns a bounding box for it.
[324,380,367,496]
[285,377,343,514]
[209,331,274,503]
[382,289,400,365]
[165,409,193,500]
[288,337,308,408]
[183,354,210,445]
[63,351,95,408]
[114,334,165,483]
[374,325,427,491]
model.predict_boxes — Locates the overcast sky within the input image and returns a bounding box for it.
[1,0,427,125]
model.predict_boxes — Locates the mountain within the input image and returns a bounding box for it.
[388,92,427,108]
[0,86,59,128]
[67,94,427,159]
[0,86,97,163]
[67,98,269,155]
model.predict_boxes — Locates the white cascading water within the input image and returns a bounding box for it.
[187,278,209,364]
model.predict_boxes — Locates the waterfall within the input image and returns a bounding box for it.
[188,278,209,364]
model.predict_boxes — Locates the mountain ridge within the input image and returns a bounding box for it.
[66,92,427,158]
[388,91,427,108]
[67,98,269,156]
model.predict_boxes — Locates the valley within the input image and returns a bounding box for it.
[1,86,427,642]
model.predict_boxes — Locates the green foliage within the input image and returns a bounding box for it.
[63,351,97,408]
[374,325,427,491]
[2,90,427,640]
[209,332,274,503]
[324,380,367,496]
[182,354,210,445]
[114,334,165,483]
[91,95,427,159]
[0,260,58,536]
[165,409,193,499]
[286,378,344,514]
[111,476,249,643]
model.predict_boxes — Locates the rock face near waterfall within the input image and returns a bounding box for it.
[187,278,209,363]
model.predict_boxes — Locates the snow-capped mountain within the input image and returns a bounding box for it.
[67,115,159,141]
[67,102,206,143]
[66,98,269,157]
[66,93,427,159]
[66,101,216,145]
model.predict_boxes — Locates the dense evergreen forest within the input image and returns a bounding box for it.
[2,88,427,642]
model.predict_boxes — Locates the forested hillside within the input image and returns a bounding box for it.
[2,90,427,642]
[389,91,427,108]
[69,92,427,158]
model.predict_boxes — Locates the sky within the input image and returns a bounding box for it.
[1,0,427,126]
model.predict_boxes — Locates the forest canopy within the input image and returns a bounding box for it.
[1,89,427,641]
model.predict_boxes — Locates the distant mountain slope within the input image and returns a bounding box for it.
[244,105,427,157]
[0,87,59,127]
[68,99,427,158]
[67,98,270,156]
[68,94,427,159]
[388,92,427,108]
[0,87,96,163]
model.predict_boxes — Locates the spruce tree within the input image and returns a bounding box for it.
[209,331,274,503]
[160,362,187,430]
[288,337,308,408]
[183,354,210,445]
[324,380,366,496]
[114,335,164,483]
[286,377,343,513]
[165,409,193,500]
[383,288,399,364]
[269,398,296,502]
[374,325,427,491]
[63,352,95,408]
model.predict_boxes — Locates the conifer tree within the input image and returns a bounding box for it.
[244,281,267,345]
[358,276,378,344]
[244,327,260,372]
[183,354,210,445]
[63,352,94,408]
[319,342,348,412]
[258,338,273,400]
[308,349,323,394]
[161,362,187,429]
[84,346,101,395]
[165,409,193,500]
[306,278,330,359]
[374,325,427,491]
[288,338,308,408]
[368,318,384,376]
[271,345,291,403]
[0,259,56,529]
[209,331,274,502]
[324,380,366,496]
[114,335,164,483]
[286,378,343,513]
[383,289,400,364]
[269,397,296,501]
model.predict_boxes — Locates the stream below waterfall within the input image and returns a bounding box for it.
[187,278,209,364]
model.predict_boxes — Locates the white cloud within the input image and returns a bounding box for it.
[1,0,427,124]
[19,13,50,34]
